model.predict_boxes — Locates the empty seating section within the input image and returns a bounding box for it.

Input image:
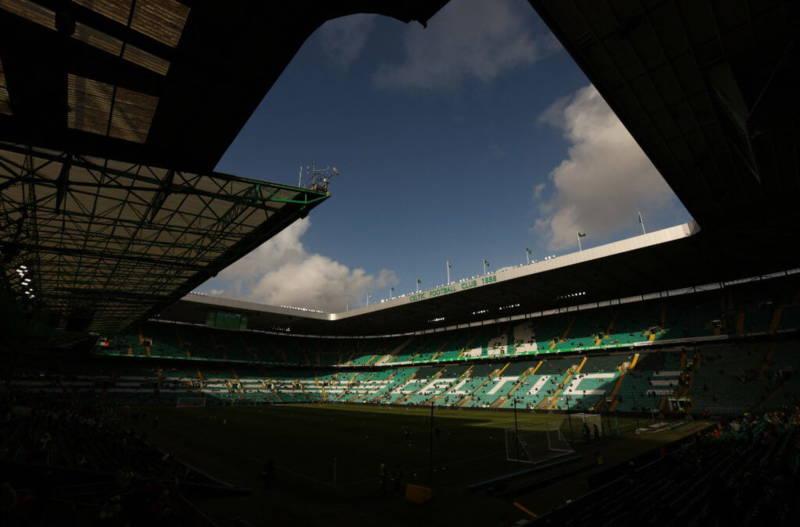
[742,307,772,334]
[94,285,800,369]
[504,374,557,409]
[389,334,452,364]
[461,364,515,408]
[662,296,721,339]
[559,311,605,351]
[511,321,537,354]
[407,364,469,406]
[689,345,772,414]
[531,315,568,352]
[554,355,624,411]
[496,357,570,409]
[345,337,405,366]
[433,331,471,362]
[778,304,800,332]
[451,326,503,361]
[394,366,441,405]
[9,340,800,416]
[334,370,397,403]
[368,367,417,404]
[614,351,680,412]
[608,302,661,345]
[442,364,496,407]
[148,323,186,358]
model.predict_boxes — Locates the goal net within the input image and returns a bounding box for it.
[176,397,207,408]
[560,413,603,442]
[505,428,574,464]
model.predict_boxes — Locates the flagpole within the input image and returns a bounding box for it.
[446,261,450,284]
[638,211,646,235]
[525,249,530,265]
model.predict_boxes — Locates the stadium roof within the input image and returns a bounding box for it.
[161,222,799,336]
[531,0,800,230]
[0,0,449,173]
[0,0,448,335]
[0,141,328,333]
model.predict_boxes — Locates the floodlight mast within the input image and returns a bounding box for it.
[299,162,339,193]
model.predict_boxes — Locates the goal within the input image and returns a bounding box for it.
[560,413,603,442]
[505,428,574,464]
[176,397,207,408]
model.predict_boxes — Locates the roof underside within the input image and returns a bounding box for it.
[0,0,449,173]
[0,141,328,333]
[530,0,800,230]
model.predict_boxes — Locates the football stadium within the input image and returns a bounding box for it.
[2,1,800,526]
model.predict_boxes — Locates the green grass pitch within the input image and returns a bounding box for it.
[134,403,704,526]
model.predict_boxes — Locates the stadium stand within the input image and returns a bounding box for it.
[533,408,800,526]
[95,281,800,371]
[1,0,797,525]
[688,344,773,415]
[11,335,800,418]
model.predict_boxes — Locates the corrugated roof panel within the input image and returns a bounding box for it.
[131,0,190,48]
[75,0,189,49]
[72,21,123,55]
[67,75,159,144]
[0,57,11,115]
[123,45,170,75]
[109,86,158,143]
[74,0,132,26]
[0,0,55,29]
[68,74,113,137]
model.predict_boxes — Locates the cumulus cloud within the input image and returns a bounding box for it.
[205,219,396,312]
[535,85,677,250]
[318,14,377,67]
[374,0,540,89]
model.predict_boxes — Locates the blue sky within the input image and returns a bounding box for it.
[200,0,691,311]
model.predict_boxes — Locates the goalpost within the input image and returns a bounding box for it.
[561,412,603,442]
[505,428,574,464]
[176,396,207,408]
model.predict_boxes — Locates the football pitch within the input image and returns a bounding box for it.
[135,404,707,526]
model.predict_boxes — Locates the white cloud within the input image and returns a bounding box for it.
[535,85,677,250]
[203,219,396,312]
[374,0,540,89]
[318,14,377,67]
